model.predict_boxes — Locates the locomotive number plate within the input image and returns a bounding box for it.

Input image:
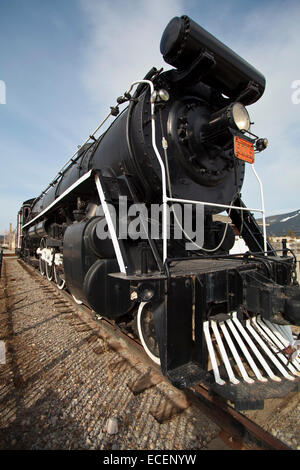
[234,136,255,164]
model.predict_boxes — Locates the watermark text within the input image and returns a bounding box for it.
[95,197,204,251]
[0,80,6,104]
[291,80,300,104]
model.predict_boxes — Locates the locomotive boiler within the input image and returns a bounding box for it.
[17,16,300,409]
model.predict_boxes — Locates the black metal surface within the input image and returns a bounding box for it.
[160,15,265,105]
[83,258,131,318]
[229,194,276,254]
[205,373,300,411]
[241,270,300,325]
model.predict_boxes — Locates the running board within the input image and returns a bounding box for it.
[203,314,300,410]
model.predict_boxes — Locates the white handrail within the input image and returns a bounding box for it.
[251,165,267,254]
[95,174,127,274]
[22,170,93,229]
[22,77,267,267]
[165,196,264,214]
[125,80,168,262]
[127,81,267,261]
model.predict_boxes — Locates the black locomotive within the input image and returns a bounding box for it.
[17,16,300,409]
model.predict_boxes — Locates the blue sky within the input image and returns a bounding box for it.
[0,0,300,233]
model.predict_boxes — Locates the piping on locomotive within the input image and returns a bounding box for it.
[16,16,300,410]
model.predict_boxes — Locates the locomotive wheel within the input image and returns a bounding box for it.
[46,261,53,281]
[39,256,46,276]
[137,302,160,365]
[54,265,65,290]
[72,295,83,305]
[39,239,46,276]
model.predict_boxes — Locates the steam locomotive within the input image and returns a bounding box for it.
[17,16,299,409]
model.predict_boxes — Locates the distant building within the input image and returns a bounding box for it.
[1,223,15,251]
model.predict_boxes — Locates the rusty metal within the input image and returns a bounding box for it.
[190,385,290,450]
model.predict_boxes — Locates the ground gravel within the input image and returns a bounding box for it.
[1,257,299,451]
[0,258,221,450]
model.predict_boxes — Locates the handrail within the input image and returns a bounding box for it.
[124,81,267,261]
[22,77,267,264]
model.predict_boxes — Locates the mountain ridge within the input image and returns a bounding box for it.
[257,209,300,237]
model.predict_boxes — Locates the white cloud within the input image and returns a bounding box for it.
[79,0,184,108]
[227,2,300,214]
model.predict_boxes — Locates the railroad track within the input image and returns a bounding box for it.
[0,255,295,450]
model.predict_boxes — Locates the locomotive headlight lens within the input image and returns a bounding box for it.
[231,103,250,131]
[201,101,251,145]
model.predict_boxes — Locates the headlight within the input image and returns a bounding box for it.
[231,103,250,131]
[201,101,251,144]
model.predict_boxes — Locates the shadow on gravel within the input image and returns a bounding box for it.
[0,388,90,450]
[0,259,221,450]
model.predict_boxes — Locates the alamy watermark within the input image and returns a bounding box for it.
[95,197,204,251]
[0,80,6,104]
[291,80,300,104]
